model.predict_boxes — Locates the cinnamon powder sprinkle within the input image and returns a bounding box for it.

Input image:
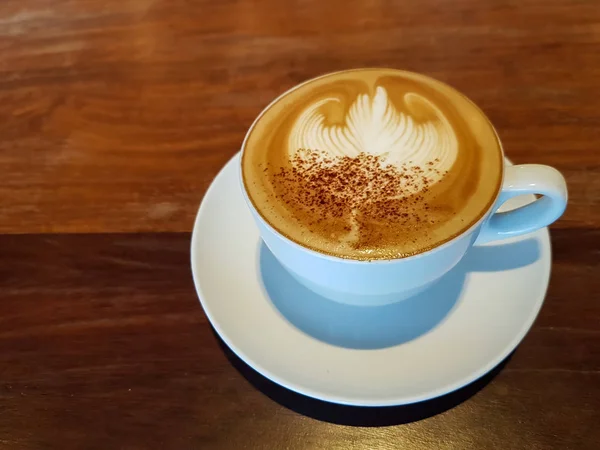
[271,149,447,249]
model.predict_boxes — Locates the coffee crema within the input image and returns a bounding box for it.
[242,69,503,260]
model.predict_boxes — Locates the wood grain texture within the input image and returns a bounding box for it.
[0,233,598,449]
[0,0,599,233]
[0,0,599,448]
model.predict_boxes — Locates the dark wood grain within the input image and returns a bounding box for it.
[0,0,598,448]
[0,233,598,448]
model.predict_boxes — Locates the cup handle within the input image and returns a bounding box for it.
[474,164,568,245]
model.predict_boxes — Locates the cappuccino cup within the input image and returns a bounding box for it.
[240,69,567,305]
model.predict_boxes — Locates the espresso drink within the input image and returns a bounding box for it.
[242,69,503,260]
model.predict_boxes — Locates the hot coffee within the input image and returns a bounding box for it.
[242,69,503,260]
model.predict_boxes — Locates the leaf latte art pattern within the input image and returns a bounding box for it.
[288,86,458,192]
[242,69,504,259]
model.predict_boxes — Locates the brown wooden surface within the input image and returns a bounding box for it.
[0,0,599,448]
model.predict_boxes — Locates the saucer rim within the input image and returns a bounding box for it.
[191,152,551,406]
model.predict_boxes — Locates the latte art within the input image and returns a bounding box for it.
[289,86,458,193]
[242,69,503,260]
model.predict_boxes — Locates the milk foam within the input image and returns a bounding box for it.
[242,69,503,260]
[288,86,458,193]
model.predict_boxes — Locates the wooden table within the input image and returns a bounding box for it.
[1,0,598,448]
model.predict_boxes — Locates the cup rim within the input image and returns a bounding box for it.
[239,165,502,265]
[239,68,505,264]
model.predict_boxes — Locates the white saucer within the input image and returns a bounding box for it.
[191,153,551,407]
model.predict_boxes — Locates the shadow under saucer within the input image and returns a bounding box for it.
[259,238,540,350]
[214,328,514,426]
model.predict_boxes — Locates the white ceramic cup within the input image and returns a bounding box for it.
[240,86,568,307]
